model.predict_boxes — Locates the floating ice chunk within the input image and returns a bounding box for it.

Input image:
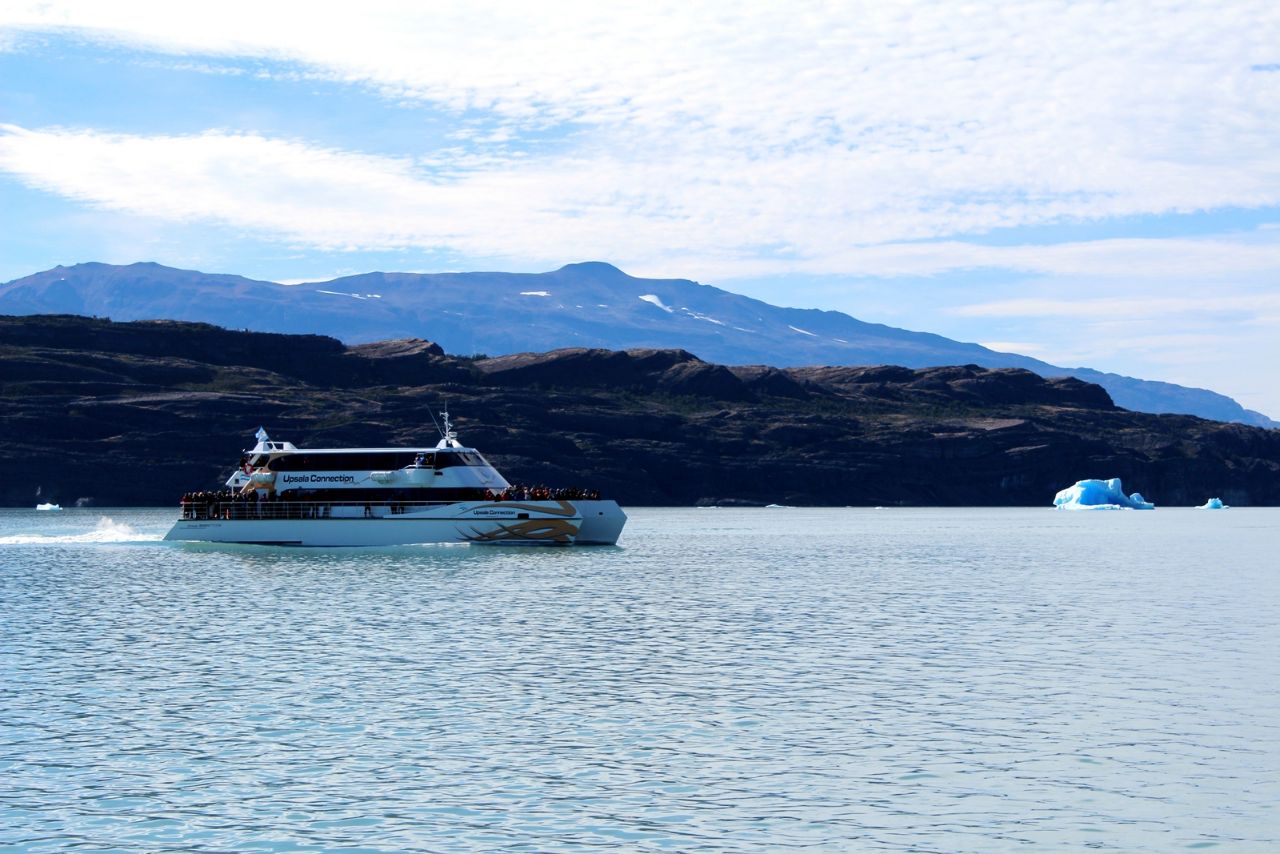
[35,502,61,511]
[1195,497,1229,509]
[520,290,550,297]
[639,294,674,312]
[1053,477,1155,510]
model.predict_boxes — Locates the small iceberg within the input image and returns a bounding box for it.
[1053,478,1154,510]
[1195,497,1229,510]
[35,502,62,511]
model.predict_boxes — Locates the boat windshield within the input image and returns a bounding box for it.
[434,451,489,468]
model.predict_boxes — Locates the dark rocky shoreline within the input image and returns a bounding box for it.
[3,314,1278,507]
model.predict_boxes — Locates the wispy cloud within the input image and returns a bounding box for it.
[3,123,1279,284]
[851,237,1280,280]
[1,1,1279,278]
[953,293,1280,320]
[945,285,1280,413]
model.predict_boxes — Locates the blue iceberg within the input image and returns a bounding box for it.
[1053,478,1155,510]
[1195,497,1229,509]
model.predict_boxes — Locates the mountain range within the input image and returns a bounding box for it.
[1,260,1272,427]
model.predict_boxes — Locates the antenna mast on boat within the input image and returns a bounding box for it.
[431,402,461,449]
[440,403,457,445]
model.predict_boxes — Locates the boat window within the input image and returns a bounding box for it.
[263,450,490,471]
[268,451,424,471]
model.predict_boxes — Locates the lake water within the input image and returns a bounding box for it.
[2,507,1278,852]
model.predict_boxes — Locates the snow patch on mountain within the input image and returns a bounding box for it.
[681,308,725,325]
[316,290,382,300]
[520,291,551,297]
[639,294,674,312]
[788,325,817,337]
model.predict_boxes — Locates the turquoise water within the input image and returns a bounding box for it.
[2,507,1278,852]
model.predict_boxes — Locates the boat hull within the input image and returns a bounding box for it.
[560,500,627,545]
[163,500,626,547]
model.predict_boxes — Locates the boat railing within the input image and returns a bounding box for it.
[179,499,462,521]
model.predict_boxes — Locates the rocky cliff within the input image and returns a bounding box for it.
[3,315,1277,507]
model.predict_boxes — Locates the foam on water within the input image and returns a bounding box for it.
[0,515,160,545]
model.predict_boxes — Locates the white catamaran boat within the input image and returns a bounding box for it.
[164,414,626,546]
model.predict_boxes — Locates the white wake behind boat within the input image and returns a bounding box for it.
[163,414,625,547]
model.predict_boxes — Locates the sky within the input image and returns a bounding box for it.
[1,1,1279,416]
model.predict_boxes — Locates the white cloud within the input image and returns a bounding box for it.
[735,236,1280,281]
[0,123,573,256]
[4,123,1279,285]
[944,285,1280,415]
[1,1,1279,277]
[952,293,1280,320]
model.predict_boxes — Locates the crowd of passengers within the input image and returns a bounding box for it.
[179,489,276,520]
[484,485,601,501]
[180,484,603,519]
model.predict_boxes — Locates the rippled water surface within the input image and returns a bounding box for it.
[2,507,1278,851]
